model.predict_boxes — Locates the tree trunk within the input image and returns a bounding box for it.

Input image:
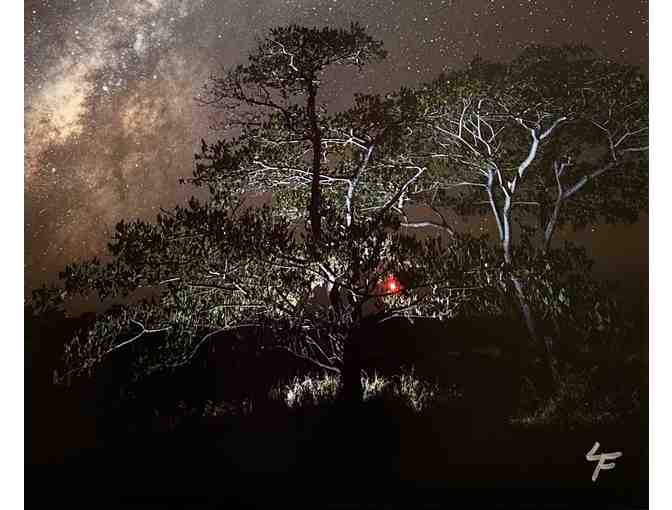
[501,198,559,395]
[543,197,563,253]
[339,231,365,407]
[502,195,513,264]
[307,82,322,246]
[510,274,559,395]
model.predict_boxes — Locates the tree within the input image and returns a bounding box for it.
[394,46,648,388]
[198,23,387,246]
[46,25,495,405]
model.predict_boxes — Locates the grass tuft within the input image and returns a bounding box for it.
[269,367,443,413]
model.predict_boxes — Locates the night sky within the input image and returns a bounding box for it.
[24,0,648,297]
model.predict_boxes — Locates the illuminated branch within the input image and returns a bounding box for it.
[104,319,172,356]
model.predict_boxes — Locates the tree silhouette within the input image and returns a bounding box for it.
[198,23,387,246]
[395,46,648,388]
[412,47,647,251]
[36,29,647,405]
[45,25,495,404]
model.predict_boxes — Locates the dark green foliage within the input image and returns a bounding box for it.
[399,46,647,251]
[40,26,493,386]
[31,27,646,439]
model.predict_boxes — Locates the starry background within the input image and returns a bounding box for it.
[24,0,648,304]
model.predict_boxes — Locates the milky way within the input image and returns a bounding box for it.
[24,0,648,293]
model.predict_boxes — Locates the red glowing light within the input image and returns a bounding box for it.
[386,275,400,293]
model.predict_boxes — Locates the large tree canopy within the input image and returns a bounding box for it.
[403,45,648,257]
[378,46,648,386]
[35,28,646,403]
[45,25,498,400]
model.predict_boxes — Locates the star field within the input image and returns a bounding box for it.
[24,0,648,293]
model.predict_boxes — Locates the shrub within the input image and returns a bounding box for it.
[269,367,442,413]
[269,373,341,409]
[511,361,642,428]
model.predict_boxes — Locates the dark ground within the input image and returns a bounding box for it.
[25,310,648,509]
